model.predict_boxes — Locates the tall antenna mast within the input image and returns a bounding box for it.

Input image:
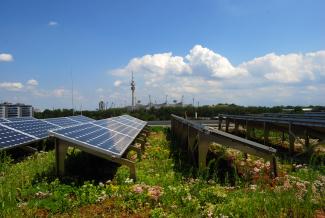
[149,95,152,107]
[131,71,135,111]
[165,95,168,104]
[70,70,75,115]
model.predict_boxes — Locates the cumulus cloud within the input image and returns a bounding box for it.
[114,80,122,87]
[52,88,68,97]
[239,51,325,83]
[0,53,14,62]
[0,82,24,91]
[108,45,325,106]
[186,45,247,78]
[27,79,38,86]
[48,21,58,26]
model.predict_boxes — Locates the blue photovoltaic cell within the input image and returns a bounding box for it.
[121,115,147,126]
[6,117,36,122]
[3,120,58,139]
[45,117,80,127]
[0,125,37,149]
[0,118,9,123]
[51,123,134,156]
[93,119,140,137]
[67,115,94,123]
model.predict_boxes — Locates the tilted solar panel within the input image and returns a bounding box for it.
[121,115,147,126]
[0,124,37,149]
[0,118,9,123]
[50,123,135,157]
[93,118,140,137]
[6,117,36,122]
[3,120,58,139]
[45,117,81,127]
[67,115,94,123]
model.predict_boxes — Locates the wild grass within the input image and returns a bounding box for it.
[0,127,324,217]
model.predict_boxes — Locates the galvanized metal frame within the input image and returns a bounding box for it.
[219,114,325,153]
[171,114,277,177]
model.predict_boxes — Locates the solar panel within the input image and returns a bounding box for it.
[0,118,9,123]
[121,115,147,126]
[3,120,59,139]
[67,115,94,123]
[6,117,36,122]
[93,118,141,137]
[45,117,81,127]
[50,115,147,157]
[50,123,136,157]
[0,124,37,149]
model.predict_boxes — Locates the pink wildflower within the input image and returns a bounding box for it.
[133,184,144,194]
[147,186,163,201]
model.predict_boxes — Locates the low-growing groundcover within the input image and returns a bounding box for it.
[0,128,324,217]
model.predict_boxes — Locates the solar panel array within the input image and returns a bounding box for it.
[50,115,147,157]
[0,124,37,149]
[0,115,95,150]
[4,120,59,139]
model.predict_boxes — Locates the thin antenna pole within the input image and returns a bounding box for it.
[70,70,75,115]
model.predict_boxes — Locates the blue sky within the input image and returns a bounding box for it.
[0,0,324,110]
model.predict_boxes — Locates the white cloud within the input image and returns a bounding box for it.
[0,82,24,91]
[0,53,14,62]
[108,45,325,106]
[48,21,58,26]
[111,52,191,79]
[114,80,122,87]
[186,45,247,78]
[239,52,324,83]
[52,88,68,97]
[27,79,38,86]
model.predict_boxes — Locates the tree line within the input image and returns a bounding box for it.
[34,104,325,121]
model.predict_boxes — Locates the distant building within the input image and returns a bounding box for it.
[0,103,33,118]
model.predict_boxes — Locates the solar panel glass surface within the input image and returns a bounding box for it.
[45,117,80,127]
[121,115,147,126]
[51,123,134,156]
[0,125,37,149]
[3,120,58,139]
[0,118,9,123]
[67,115,94,123]
[93,119,140,137]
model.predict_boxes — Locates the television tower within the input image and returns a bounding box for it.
[131,72,135,110]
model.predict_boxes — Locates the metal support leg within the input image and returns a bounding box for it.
[198,133,210,170]
[288,123,295,153]
[55,139,68,176]
[246,121,251,139]
[234,121,239,134]
[225,118,230,133]
[218,116,222,130]
[264,122,270,145]
[304,129,309,148]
